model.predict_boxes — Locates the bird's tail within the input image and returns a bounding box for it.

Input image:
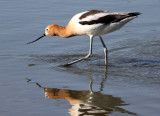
[128,12,141,17]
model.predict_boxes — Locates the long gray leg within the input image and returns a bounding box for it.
[64,36,94,66]
[99,36,108,66]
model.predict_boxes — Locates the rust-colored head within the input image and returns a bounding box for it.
[45,24,59,36]
[27,24,67,44]
[26,24,58,44]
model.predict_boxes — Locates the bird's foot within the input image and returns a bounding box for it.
[61,54,92,67]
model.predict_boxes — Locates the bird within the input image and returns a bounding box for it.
[27,10,141,66]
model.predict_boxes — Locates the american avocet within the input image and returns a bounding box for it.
[27,10,141,66]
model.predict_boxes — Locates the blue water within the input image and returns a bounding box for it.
[0,0,160,116]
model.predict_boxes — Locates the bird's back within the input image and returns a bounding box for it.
[67,10,140,37]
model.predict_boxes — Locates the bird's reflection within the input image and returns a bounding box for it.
[89,69,108,93]
[44,88,136,116]
[26,69,136,116]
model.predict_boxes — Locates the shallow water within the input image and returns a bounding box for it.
[0,0,160,116]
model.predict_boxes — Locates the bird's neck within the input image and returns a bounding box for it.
[54,25,74,38]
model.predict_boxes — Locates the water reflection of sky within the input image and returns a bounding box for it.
[0,0,160,116]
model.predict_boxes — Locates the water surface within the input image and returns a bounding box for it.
[0,0,160,116]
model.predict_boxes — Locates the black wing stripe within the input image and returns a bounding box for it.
[79,12,141,25]
[113,12,141,23]
[79,10,106,20]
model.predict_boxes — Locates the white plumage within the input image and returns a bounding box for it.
[68,10,139,36]
[27,10,141,66]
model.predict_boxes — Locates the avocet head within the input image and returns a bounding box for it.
[26,24,58,44]
[45,24,59,36]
